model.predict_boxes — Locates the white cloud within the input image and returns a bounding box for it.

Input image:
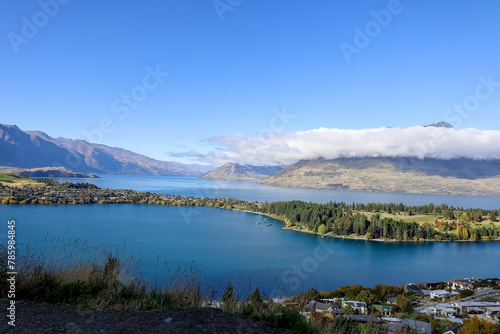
[196,126,500,166]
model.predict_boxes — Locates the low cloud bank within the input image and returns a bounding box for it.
[172,126,500,166]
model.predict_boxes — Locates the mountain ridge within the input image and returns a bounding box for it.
[0,124,208,176]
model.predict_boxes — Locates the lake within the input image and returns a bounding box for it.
[48,174,500,209]
[1,198,499,299]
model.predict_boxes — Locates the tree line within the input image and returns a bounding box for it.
[255,200,500,241]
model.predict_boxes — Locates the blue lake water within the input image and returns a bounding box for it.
[1,201,499,299]
[49,174,500,209]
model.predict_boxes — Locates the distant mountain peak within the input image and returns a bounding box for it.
[199,162,283,182]
[423,121,455,129]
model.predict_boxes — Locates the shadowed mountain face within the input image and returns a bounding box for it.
[199,163,283,182]
[0,124,203,176]
[260,157,500,196]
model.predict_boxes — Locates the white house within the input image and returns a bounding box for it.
[430,290,454,300]
[342,300,368,315]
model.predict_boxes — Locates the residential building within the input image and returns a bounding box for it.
[430,289,454,300]
[387,319,431,334]
[342,300,368,315]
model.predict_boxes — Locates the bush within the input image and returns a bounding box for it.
[48,281,91,304]
[262,308,319,334]
[460,289,474,298]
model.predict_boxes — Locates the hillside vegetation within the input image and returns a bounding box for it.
[199,163,283,182]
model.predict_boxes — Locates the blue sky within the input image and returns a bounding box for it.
[1,1,499,165]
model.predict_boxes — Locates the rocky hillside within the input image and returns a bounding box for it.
[0,302,290,334]
[0,124,203,176]
[260,157,500,196]
[199,163,283,182]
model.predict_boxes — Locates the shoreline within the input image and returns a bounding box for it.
[243,209,500,243]
[2,182,499,243]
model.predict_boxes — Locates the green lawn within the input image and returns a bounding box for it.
[0,172,35,182]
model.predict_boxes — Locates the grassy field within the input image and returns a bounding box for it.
[0,172,39,187]
[360,211,440,224]
[360,210,500,230]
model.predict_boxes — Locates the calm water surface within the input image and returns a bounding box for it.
[51,174,500,209]
[1,202,499,298]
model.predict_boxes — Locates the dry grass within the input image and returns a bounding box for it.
[0,238,384,334]
[0,238,206,312]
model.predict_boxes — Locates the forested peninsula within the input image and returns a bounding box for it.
[1,178,499,242]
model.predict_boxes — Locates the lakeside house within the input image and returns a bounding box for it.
[306,300,342,314]
[453,301,500,316]
[417,301,500,318]
[430,289,454,300]
[404,283,423,294]
[341,300,368,315]
[419,304,458,318]
[448,278,475,291]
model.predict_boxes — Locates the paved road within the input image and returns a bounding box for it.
[417,287,500,308]
[462,287,500,302]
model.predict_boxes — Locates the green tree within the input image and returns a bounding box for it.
[356,289,378,305]
[250,286,262,309]
[221,283,237,311]
[395,294,413,313]
[318,224,327,234]
[342,304,355,314]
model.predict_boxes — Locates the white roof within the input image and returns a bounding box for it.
[457,301,500,307]
[437,306,457,312]
[435,317,463,324]
[431,289,452,295]
[438,303,457,308]
[486,307,500,312]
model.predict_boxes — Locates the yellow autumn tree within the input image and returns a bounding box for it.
[456,225,469,240]
[318,224,327,235]
[458,316,496,334]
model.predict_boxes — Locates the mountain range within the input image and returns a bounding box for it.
[0,124,212,176]
[3,122,500,195]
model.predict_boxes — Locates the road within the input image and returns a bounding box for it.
[417,287,500,308]
[462,287,500,302]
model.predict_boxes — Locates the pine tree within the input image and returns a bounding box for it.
[250,286,262,309]
[221,283,236,311]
